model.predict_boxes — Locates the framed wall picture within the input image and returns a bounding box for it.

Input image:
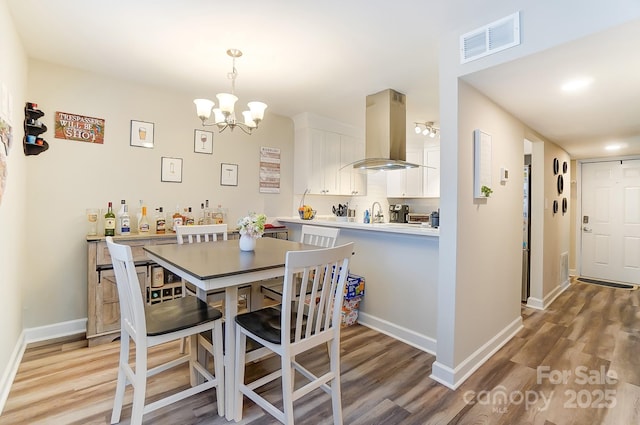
[194,129,213,154]
[130,120,154,148]
[220,163,238,186]
[161,156,182,183]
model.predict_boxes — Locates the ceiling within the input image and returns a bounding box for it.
[6,0,640,159]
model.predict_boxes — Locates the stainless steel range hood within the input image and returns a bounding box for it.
[351,88,420,171]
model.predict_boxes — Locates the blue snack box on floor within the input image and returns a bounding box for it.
[345,273,365,299]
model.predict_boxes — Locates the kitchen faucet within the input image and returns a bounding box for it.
[371,201,384,223]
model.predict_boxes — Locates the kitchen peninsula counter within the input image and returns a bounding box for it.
[275,217,439,237]
[277,216,439,354]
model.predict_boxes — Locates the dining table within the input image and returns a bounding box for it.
[143,236,317,421]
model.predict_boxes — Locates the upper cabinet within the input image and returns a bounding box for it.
[339,134,366,196]
[423,145,440,198]
[293,113,367,196]
[387,144,440,198]
[387,149,423,198]
[309,129,341,194]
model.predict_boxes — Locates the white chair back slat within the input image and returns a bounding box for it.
[282,243,353,346]
[300,225,339,248]
[176,224,228,245]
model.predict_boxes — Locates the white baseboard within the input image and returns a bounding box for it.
[0,331,26,416]
[526,279,570,310]
[23,318,87,344]
[430,315,523,390]
[357,312,436,355]
[0,318,87,415]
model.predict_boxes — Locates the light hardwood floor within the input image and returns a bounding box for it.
[1,280,639,424]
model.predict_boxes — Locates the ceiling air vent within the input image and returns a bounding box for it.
[460,11,521,64]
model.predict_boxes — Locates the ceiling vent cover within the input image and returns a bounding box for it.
[460,11,521,63]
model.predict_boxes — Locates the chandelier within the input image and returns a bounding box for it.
[193,49,267,135]
[414,121,440,138]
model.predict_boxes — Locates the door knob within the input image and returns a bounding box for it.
[583,227,592,233]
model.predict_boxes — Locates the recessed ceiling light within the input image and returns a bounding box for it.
[561,77,594,92]
[605,144,622,151]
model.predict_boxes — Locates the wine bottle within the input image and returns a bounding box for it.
[138,206,150,233]
[155,207,166,234]
[120,204,131,235]
[104,202,116,236]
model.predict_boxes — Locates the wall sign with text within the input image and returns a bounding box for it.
[55,111,105,144]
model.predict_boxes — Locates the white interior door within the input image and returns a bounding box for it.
[581,160,640,283]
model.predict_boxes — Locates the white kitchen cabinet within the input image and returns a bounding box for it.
[308,129,341,194]
[293,113,366,196]
[386,149,423,197]
[339,135,367,196]
[422,145,440,197]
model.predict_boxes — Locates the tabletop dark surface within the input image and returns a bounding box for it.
[144,237,313,280]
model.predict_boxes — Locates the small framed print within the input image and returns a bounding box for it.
[130,120,154,148]
[220,163,238,186]
[161,157,182,183]
[194,129,213,154]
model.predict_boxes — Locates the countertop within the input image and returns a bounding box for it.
[276,217,439,237]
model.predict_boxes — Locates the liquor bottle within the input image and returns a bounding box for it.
[198,203,205,225]
[138,206,150,233]
[155,207,166,234]
[172,205,183,231]
[119,204,131,235]
[104,202,116,236]
[186,207,195,225]
[204,199,212,224]
[136,200,144,229]
[215,204,226,224]
[116,199,126,235]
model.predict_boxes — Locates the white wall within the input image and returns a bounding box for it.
[22,60,294,329]
[0,0,28,407]
[432,0,639,388]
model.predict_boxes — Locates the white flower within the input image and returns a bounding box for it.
[237,212,267,238]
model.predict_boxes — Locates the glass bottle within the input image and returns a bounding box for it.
[116,199,126,235]
[136,199,144,230]
[198,203,205,225]
[155,207,166,234]
[104,202,116,236]
[172,205,183,231]
[138,206,150,233]
[204,199,212,224]
[186,207,195,225]
[120,204,131,235]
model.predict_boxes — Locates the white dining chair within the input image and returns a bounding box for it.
[175,224,230,302]
[234,242,354,424]
[106,237,224,425]
[260,225,340,303]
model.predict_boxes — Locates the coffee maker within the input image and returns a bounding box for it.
[389,204,409,223]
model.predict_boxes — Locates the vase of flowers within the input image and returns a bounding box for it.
[237,212,266,251]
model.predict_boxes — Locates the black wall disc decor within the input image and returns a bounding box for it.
[562,161,568,174]
[553,158,559,175]
[553,200,559,214]
[557,174,564,194]
[562,197,568,215]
